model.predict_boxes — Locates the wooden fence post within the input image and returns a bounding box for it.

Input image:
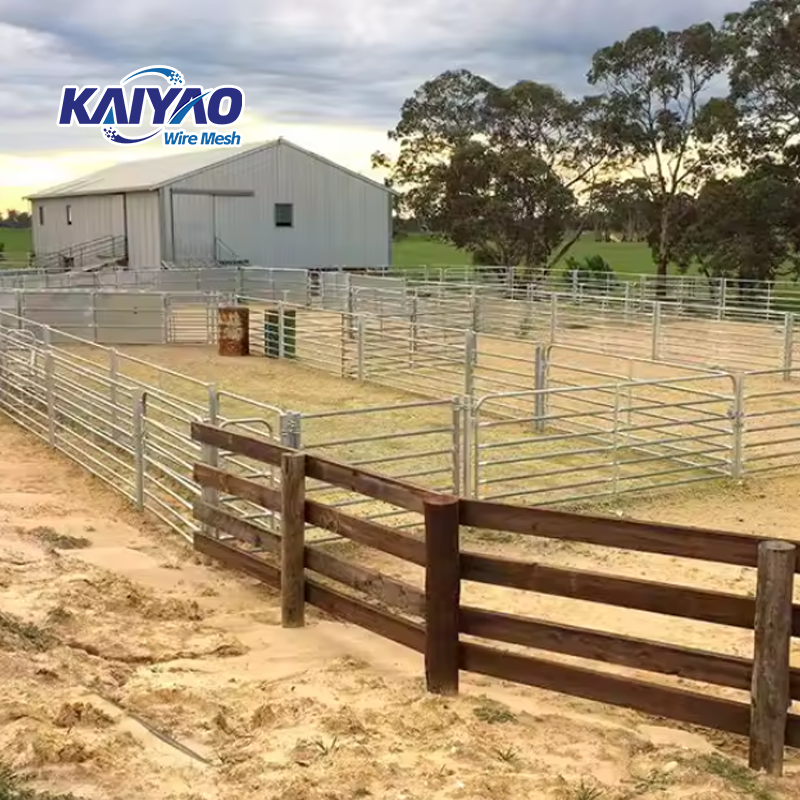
[424,495,461,695]
[749,540,795,776]
[280,453,306,628]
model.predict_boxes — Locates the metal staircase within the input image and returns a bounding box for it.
[32,235,127,272]
[215,237,249,266]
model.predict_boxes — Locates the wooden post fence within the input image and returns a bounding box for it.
[280,452,306,628]
[749,540,796,776]
[189,423,800,770]
[423,495,461,695]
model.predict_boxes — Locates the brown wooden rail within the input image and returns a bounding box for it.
[190,421,800,775]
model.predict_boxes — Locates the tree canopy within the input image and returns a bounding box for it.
[375,0,800,286]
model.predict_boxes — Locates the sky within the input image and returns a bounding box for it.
[0,0,747,211]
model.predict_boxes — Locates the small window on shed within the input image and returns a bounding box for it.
[66,205,72,225]
[274,203,293,228]
[38,206,44,226]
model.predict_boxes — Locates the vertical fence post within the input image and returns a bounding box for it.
[461,396,474,498]
[409,291,418,367]
[278,301,286,359]
[91,291,98,342]
[783,313,794,381]
[749,540,795,776]
[464,331,476,397]
[200,386,219,537]
[611,384,621,496]
[356,315,366,381]
[451,397,463,495]
[109,349,119,442]
[470,287,480,332]
[549,294,558,344]
[623,282,632,321]
[43,327,56,447]
[346,281,355,337]
[720,277,728,320]
[731,375,745,480]
[279,410,303,449]
[133,393,145,511]
[162,294,171,343]
[534,344,547,433]
[651,302,662,361]
[423,495,461,695]
[280,452,306,628]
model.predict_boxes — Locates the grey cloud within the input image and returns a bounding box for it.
[0,0,747,153]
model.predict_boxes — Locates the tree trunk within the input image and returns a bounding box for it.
[656,207,670,298]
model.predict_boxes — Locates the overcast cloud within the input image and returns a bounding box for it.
[0,0,746,155]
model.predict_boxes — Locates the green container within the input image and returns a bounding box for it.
[264,308,296,359]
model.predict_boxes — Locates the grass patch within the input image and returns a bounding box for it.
[391,232,664,275]
[472,697,516,725]
[0,612,54,651]
[697,754,779,800]
[0,763,82,800]
[554,777,608,800]
[26,526,92,551]
[0,228,31,260]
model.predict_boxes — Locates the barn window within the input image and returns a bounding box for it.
[38,206,44,226]
[66,205,73,225]
[274,203,293,228]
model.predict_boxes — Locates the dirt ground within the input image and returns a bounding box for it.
[2,417,800,799]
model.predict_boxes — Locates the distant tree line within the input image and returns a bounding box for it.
[0,209,31,228]
[374,0,800,291]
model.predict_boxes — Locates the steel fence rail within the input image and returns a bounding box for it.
[0,287,798,544]
[470,375,738,506]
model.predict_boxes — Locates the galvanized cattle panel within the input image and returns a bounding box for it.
[60,272,100,289]
[198,267,239,292]
[349,275,406,294]
[95,292,166,344]
[11,273,50,289]
[166,294,219,344]
[155,269,204,292]
[353,288,410,319]
[0,292,21,326]
[21,291,95,343]
[239,269,274,300]
[271,269,309,305]
[319,271,348,310]
[96,270,129,289]
[241,268,308,304]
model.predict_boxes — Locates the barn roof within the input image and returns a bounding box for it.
[27,138,396,199]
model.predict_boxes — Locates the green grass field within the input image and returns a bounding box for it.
[0,228,31,254]
[392,232,659,274]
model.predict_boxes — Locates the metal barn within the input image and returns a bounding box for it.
[26,139,395,270]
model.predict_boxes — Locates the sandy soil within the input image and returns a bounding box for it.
[2,417,799,800]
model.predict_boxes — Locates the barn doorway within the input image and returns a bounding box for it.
[170,189,255,265]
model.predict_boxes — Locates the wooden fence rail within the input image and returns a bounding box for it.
[189,421,799,775]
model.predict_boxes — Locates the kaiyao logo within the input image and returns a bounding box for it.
[57,65,245,147]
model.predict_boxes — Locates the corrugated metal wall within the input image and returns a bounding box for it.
[31,194,125,255]
[165,142,392,267]
[125,192,162,267]
[171,193,216,262]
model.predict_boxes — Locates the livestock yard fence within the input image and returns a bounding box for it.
[0,276,799,773]
[0,264,797,373]
[1,286,800,519]
[191,421,800,776]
